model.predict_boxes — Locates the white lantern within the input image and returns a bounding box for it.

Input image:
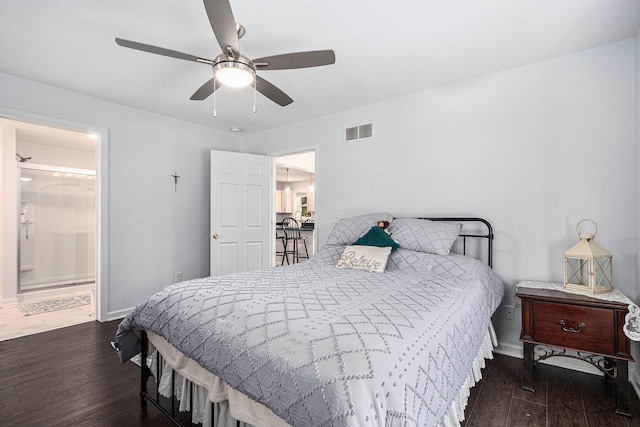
[563,219,613,294]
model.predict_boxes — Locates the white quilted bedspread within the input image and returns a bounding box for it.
[117,245,503,427]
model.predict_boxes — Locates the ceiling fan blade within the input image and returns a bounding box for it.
[255,76,293,106]
[190,77,221,100]
[253,50,336,70]
[203,0,239,58]
[115,38,211,63]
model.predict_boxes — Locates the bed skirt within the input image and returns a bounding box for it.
[142,323,498,427]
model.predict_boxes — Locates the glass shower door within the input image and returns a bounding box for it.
[19,166,96,292]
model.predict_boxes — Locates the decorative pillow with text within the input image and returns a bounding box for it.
[336,245,392,273]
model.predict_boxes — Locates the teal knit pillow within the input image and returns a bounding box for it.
[353,226,400,252]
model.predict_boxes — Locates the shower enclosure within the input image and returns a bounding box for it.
[18,164,96,292]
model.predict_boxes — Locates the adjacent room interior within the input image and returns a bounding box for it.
[274,150,315,266]
[0,119,97,340]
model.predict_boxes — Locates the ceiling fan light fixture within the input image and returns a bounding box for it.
[213,60,255,88]
[115,1,335,108]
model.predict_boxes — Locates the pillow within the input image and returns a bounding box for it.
[325,212,394,245]
[353,226,400,252]
[336,245,392,273]
[388,218,461,255]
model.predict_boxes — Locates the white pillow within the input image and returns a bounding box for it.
[325,212,394,245]
[388,218,461,255]
[336,245,392,273]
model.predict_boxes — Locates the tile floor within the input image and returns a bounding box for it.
[0,291,94,341]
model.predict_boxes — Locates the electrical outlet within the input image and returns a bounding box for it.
[175,272,183,283]
[505,305,515,321]
[335,212,344,223]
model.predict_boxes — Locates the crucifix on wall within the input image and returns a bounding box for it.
[171,171,180,192]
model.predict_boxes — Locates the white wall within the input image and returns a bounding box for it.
[243,39,637,353]
[0,71,241,319]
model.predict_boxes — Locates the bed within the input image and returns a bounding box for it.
[115,214,504,427]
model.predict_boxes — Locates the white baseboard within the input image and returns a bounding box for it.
[106,307,134,321]
[493,342,522,359]
[496,340,639,399]
[0,297,18,307]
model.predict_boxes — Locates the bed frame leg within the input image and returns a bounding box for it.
[140,331,149,406]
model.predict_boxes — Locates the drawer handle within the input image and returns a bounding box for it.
[558,320,585,334]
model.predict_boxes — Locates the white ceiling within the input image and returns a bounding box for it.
[276,151,315,182]
[1,1,638,135]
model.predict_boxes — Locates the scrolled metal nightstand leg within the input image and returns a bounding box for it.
[603,358,615,384]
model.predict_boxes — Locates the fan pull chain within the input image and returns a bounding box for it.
[253,76,257,113]
[213,74,217,118]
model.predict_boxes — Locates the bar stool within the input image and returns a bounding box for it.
[281,217,309,264]
[275,229,287,266]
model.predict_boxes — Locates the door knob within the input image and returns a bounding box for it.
[212,233,219,239]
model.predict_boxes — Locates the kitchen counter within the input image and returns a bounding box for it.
[276,221,314,231]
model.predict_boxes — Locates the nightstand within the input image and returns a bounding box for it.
[517,286,634,417]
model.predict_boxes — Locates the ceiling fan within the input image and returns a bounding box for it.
[115,0,336,108]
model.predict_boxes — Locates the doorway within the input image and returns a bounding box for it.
[273,150,316,266]
[0,114,105,330]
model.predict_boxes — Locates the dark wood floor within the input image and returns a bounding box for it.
[2,320,640,427]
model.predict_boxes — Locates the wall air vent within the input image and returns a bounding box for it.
[344,123,373,142]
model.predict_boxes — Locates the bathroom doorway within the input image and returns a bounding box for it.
[1,115,102,328]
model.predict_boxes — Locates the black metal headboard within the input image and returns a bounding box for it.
[422,217,494,268]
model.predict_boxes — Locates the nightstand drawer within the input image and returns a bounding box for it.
[533,301,615,355]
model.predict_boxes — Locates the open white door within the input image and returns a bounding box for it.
[210,150,272,276]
